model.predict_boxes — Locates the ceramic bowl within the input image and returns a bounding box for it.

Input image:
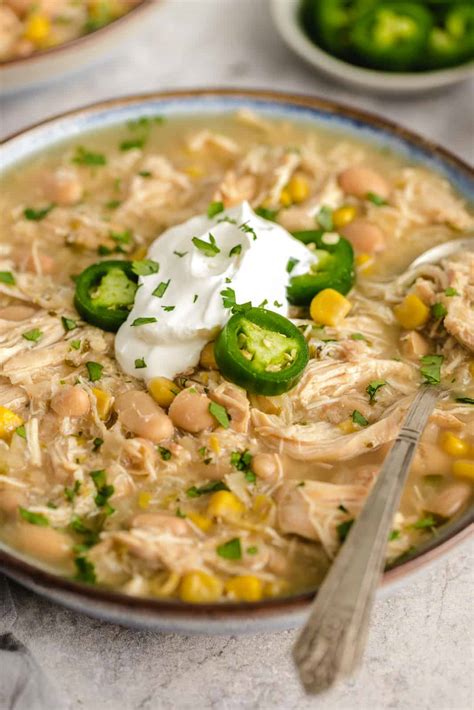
[0,89,473,633]
[271,0,474,95]
[0,0,157,95]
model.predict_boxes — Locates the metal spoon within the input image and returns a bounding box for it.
[293,237,474,694]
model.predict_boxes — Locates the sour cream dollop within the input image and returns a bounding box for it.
[115,202,314,380]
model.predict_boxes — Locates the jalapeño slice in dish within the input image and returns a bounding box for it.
[74,260,138,332]
[214,308,309,396]
[287,230,355,305]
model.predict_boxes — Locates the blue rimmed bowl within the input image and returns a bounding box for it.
[0,89,473,634]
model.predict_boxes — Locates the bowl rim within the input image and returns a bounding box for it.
[0,87,473,621]
[270,0,474,88]
[0,0,153,70]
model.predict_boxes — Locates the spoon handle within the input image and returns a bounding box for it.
[293,386,439,694]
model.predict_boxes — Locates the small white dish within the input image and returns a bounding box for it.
[0,0,158,95]
[270,0,474,95]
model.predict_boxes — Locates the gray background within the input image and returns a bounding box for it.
[0,1,473,708]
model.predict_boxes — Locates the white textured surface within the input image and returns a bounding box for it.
[1,1,473,708]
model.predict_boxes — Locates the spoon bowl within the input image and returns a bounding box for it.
[410,236,474,268]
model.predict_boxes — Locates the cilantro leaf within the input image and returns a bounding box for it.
[134,357,147,369]
[131,317,157,326]
[255,206,279,221]
[24,204,54,221]
[74,556,96,584]
[366,380,386,403]
[431,302,447,319]
[366,192,387,206]
[120,138,146,151]
[336,519,354,542]
[15,425,26,439]
[0,271,15,285]
[61,316,77,332]
[352,410,368,427]
[229,244,242,257]
[444,287,459,297]
[86,361,103,382]
[152,280,170,298]
[286,257,299,274]
[186,481,229,498]
[317,205,333,231]
[455,396,474,405]
[192,233,220,257]
[72,146,106,166]
[22,328,42,343]
[207,201,224,218]
[158,446,172,461]
[420,354,443,385]
[173,250,187,258]
[216,537,242,560]
[209,401,230,429]
[19,508,49,527]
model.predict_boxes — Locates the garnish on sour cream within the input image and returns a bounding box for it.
[115,202,315,380]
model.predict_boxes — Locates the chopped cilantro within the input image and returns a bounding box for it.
[216,537,242,560]
[352,410,368,427]
[176,508,186,519]
[366,380,386,403]
[286,257,299,274]
[120,138,146,151]
[70,340,81,350]
[273,300,283,308]
[431,302,447,319]
[158,446,172,461]
[239,222,257,240]
[420,354,443,385]
[15,425,26,440]
[192,233,220,257]
[207,201,224,218]
[19,508,49,527]
[229,244,242,257]
[455,396,474,405]
[255,206,278,221]
[86,361,103,382]
[72,146,106,166]
[61,316,77,332]
[173,250,188,258]
[444,287,459,297]
[0,271,15,285]
[105,199,121,210]
[110,229,132,245]
[92,437,104,451]
[152,280,170,298]
[132,317,157,326]
[24,204,54,221]
[65,480,81,502]
[219,287,251,314]
[91,469,114,510]
[138,170,152,178]
[127,116,164,130]
[193,294,198,303]
[131,259,159,276]
[74,556,96,584]
[366,192,387,206]
[317,205,333,231]
[230,449,252,472]
[209,401,230,429]
[134,358,147,369]
[389,530,401,541]
[336,519,354,542]
[413,515,438,530]
[186,481,229,498]
[162,305,175,312]
[22,328,42,343]
[246,546,258,555]
[350,333,368,342]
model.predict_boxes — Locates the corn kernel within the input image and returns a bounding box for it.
[148,377,180,408]
[279,188,292,208]
[92,387,113,420]
[338,419,357,435]
[333,205,357,229]
[209,435,220,454]
[439,431,470,458]
[199,341,218,370]
[187,511,213,532]
[225,575,263,602]
[207,490,244,520]
[393,294,430,330]
[179,571,223,603]
[310,288,352,327]
[24,15,51,45]
[452,460,474,481]
[138,491,152,509]
[287,175,309,204]
[151,571,180,597]
[184,165,204,178]
[0,406,24,442]
[263,580,288,598]
[252,494,272,518]
[469,361,474,379]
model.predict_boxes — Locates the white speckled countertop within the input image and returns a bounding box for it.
[1,2,473,708]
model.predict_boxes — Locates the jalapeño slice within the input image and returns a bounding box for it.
[74,260,138,332]
[214,308,309,396]
[287,230,355,306]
